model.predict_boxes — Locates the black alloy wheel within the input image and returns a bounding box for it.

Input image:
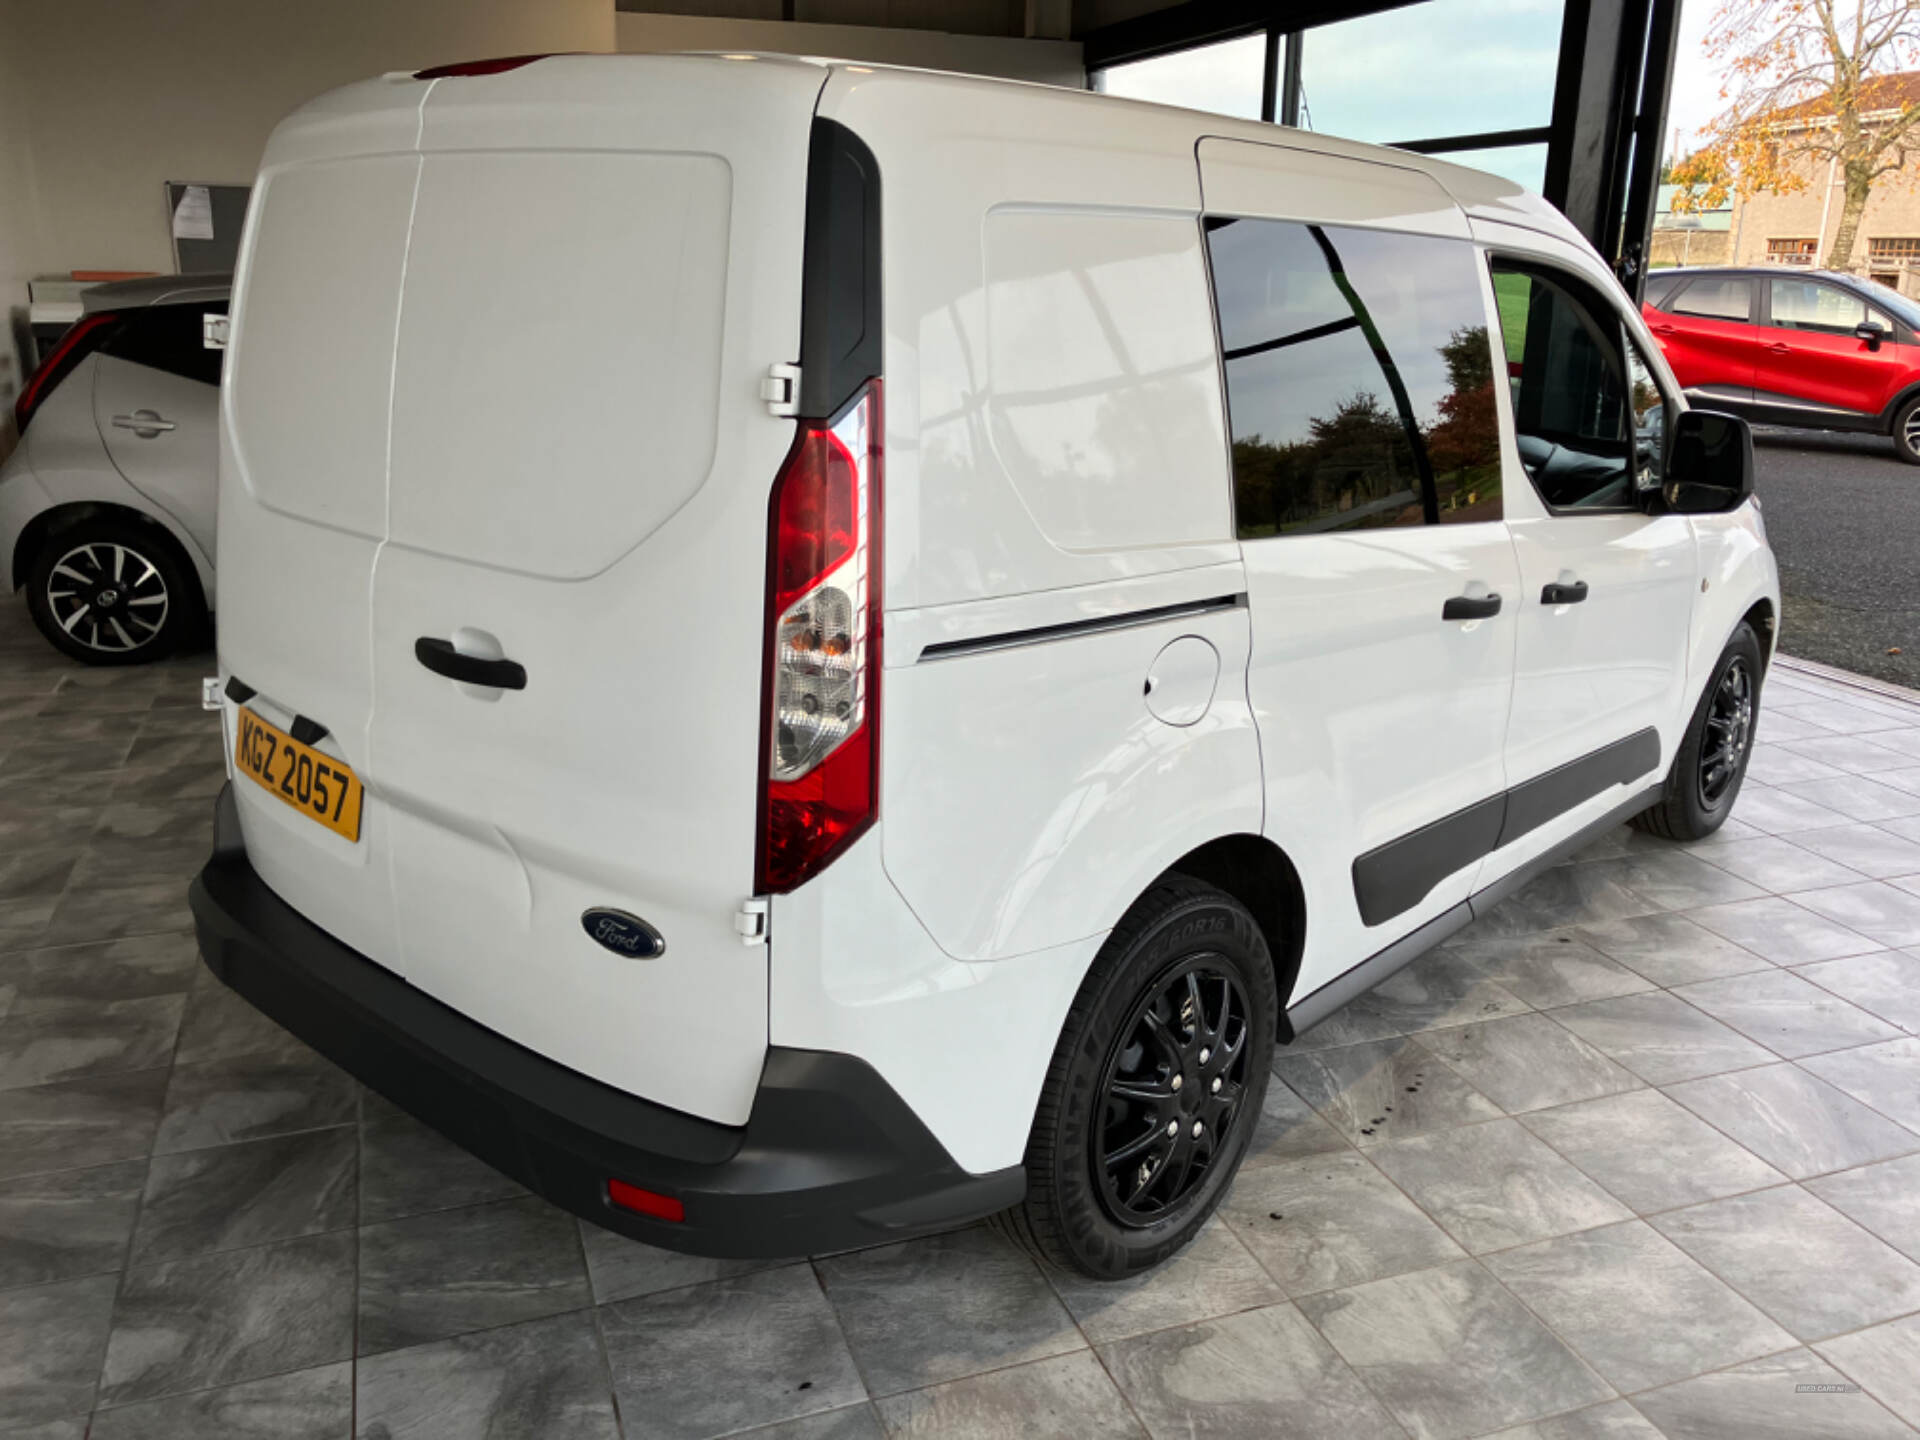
[1698,655,1754,808]
[1631,619,1764,841]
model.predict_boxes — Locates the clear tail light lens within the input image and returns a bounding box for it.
[757,382,880,893]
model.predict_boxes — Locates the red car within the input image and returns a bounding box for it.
[1643,265,1920,464]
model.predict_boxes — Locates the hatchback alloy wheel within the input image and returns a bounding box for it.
[43,540,172,656]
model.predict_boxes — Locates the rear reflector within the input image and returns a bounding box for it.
[413,54,552,79]
[13,311,119,436]
[608,1179,685,1223]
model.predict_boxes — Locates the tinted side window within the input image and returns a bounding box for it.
[98,302,227,386]
[1670,276,1752,323]
[1206,219,1502,538]
[1643,274,1681,310]
[1491,262,1666,511]
[1769,278,1875,334]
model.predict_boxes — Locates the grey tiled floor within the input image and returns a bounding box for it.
[5,595,1920,1440]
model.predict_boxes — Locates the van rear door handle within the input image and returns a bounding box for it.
[414,637,527,690]
[1442,593,1502,621]
[1541,580,1589,605]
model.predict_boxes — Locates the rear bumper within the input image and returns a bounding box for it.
[189,784,1023,1258]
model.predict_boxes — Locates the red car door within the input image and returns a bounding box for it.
[1757,275,1913,420]
[1645,273,1760,402]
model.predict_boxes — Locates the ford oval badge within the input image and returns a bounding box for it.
[581,909,666,960]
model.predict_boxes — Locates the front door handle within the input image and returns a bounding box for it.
[415,637,527,690]
[1442,593,1502,621]
[1541,580,1590,605]
[1766,341,1794,354]
[1652,323,1677,336]
[111,410,175,436]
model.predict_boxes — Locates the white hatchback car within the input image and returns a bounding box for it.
[189,55,1778,1280]
[1,276,226,664]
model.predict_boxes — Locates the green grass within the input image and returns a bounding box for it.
[1493,271,1530,366]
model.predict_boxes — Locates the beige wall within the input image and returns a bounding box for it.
[1649,227,1730,268]
[1729,152,1920,294]
[615,11,1083,85]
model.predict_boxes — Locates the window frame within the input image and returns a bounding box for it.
[1487,254,1677,519]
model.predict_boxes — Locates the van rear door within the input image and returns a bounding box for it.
[366,57,825,1125]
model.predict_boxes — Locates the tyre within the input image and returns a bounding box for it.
[998,874,1278,1280]
[25,515,204,666]
[1894,394,1920,465]
[1631,620,1763,841]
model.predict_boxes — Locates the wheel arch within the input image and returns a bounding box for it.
[1741,595,1777,671]
[13,500,210,617]
[1162,832,1308,1042]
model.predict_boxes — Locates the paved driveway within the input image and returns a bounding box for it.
[3,605,1920,1439]
[1753,427,1920,690]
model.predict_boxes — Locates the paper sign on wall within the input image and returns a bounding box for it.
[171,185,215,242]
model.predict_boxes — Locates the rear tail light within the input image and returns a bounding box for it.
[12,311,119,436]
[413,54,553,79]
[756,381,882,893]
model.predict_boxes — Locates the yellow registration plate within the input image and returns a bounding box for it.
[233,707,364,842]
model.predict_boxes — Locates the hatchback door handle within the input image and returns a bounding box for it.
[1766,342,1794,354]
[111,410,175,436]
[415,637,527,690]
[1442,593,1502,621]
[1541,580,1590,605]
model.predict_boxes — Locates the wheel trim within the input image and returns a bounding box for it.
[1698,655,1753,807]
[44,542,169,654]
[1905,406,1920,449]
[1093,955,1251,1228]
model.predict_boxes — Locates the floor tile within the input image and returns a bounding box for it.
[1472,861,1663,938]
[1686,895,1880,964]
[90,1362,351,1440]
[1794,950,1920,1032]
[356,1194,589,1355]
[172,980,300,1067]
[1219,1150,1464,1296]
[1666,1062,1919,1179]
[1815,1313,1920,1430]
[1574,911,1772,986]
[41,877,194,948]
[1871,764,1920,797]
[1752,709,1834,744]
[0,995,183,1091]
[1417,1013,1641,1114]
[1777,733,1917,776]
[0,1417,88,1440]
[1046,1218,1281,1345]
[355,1310,616,1440]
[1483,1219,1794,1392]
[1477,1399,1666,1440]
[1271,1035,1502,1146]
[1775,699,1913,737]
[0,1068,168,1181]
[1805,1153,1920,1261]
[1240,1071,1350,1166]
[601,1263,864,1440]
[1729,784,1856,834]
[1520,1088,1784,1214]
[815,1226,1080,1396]
[1785,823,1920,880]
[1605,851,1769,911]
[1443,932,1652,1009]
[1297,1258,1612,1440]
[1632,1347,1912,1440]
[1100,1302,1398,1440]
[357,1108,525,1225]
[0,1159,145,1289]
[154,1047,356,1154]
[1547,990,1776,1084]
[1368,1119,1630,1253]
[0,932,198,1015]
[1282,996,1404,1052]
[97,1231,355,1406]
[1701,837,1866,893]
[735,1407,884,1440]
[878,1351,1149,1440]
[130,1126,356,1267]
[1799,1036,1920,1131]
[0,1273,117,1428]
[1354,953,1531,1033]
[1864,725,1920,763]
[1672,969,1904,1057]
[1778,775,1920,823]
[1787,880,1920,948]
[1747,744,1848,786]
[577,1222,785,1306]
[1651,1184,1920,1341]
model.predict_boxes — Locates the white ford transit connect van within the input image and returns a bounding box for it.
[190,53,1779,1279]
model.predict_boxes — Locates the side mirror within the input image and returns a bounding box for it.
[1663,409,1754,514]
[1856,320,1888,351]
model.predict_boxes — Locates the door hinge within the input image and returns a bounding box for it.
[202,314,229,351]
[201,676,224,711]
[761,362,801,419]
[736,897,770,945]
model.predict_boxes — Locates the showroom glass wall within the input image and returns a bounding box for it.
[1090,0,1562,193]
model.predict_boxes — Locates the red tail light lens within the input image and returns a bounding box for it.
[13,312,119,436]
[413,54,553,79]
[757,382,882,894]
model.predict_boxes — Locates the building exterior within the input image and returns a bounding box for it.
[1722,70,1920,297]
[1651,182,1731,268]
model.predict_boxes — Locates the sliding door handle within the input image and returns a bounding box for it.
[414,637,527,690]
[1541,580,1590,605]
[1442,593,1502,621]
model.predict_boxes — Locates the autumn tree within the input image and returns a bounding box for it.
[1670,0,1920,272]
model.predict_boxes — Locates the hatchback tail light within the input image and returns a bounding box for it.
[13,311,119,436]
[412,54,553,79]
[756,381,881,893]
